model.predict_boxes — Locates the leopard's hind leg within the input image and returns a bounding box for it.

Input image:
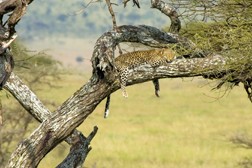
[119,67,129,98]
[149,58,161,97]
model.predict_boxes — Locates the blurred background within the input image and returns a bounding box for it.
[16,0,170,71]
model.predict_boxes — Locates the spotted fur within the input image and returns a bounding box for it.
[115,48,175,98]
[104,48,175,118]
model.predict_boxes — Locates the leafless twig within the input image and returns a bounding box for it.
[106,0,123,55]
[66,0,99,16]
[123,0,140,8]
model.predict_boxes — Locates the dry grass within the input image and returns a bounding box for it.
[2,74,252,168]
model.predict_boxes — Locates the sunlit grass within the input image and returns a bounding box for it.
[2,74,252,168]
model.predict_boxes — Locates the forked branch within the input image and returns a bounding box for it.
[4,73,98,168]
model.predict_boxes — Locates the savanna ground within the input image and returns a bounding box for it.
[2,72,252,168]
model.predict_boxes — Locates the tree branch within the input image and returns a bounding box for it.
[56,126,98,168]
[4,73,98,168]
[0,0,33,55]
[151,0,181,33]
[105,0,123,55]
[123,0,140,8]
[0,48,14,88]
[91,25,196,80]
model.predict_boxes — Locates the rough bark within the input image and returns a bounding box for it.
[0,0,30,88]
[56,127,98,168]
[151,0,181,33]
[91,24,196,81]
[4,73,98,168]
[0,49,14,88]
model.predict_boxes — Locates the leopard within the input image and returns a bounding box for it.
[104,48,176,118]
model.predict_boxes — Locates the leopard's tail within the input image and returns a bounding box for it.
[104,94,110,118]
[152,79,160,97]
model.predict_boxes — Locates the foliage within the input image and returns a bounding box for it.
[163,0,252,89]
[11,39,64,90]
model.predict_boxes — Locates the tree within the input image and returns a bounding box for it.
[0,0,251,167]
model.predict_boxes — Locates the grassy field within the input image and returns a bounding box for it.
[3,74,252,168]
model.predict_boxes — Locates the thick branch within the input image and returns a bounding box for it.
[0,48,14,88]
[0,0,34,16]
[5,75,106,167]
[151,0,181,33]
[91,25,195,80]
[4,73,51,121]
[0,0,33,37]
[0,0,33,53]
[56,126,98,168]
[4,73,97,168]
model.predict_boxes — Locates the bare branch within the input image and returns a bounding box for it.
[122,0,130,7]
[6,0,27,36]
[106,0,117,29]
[0,0,33,37]
[0,0,33,16]
[151,0,181,33]
[0,0,34,89]
[66,0,98,16]
[56,127,98,168]
[4,73,97,168]
[123,0,140,8]
[105,0,123,55]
